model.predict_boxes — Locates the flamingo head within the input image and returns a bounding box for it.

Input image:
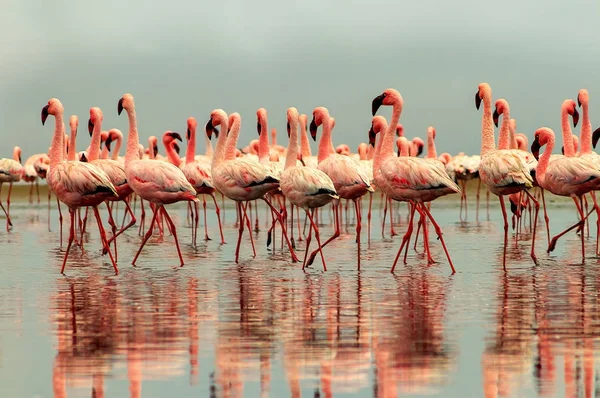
[475,83,491,110]
[412,137,425,157]
[368,115,388,147]
[148,136,159,158]
[372,88,402,116]
[256,108,267,136]
[41,98,64,125]
[69,115,78,133]
[562,99,579,127]
[118,94,134,115]
[531,127,554,160]
[310,106,330,141]
[493,99,509,128]
[286,107,299,138]
[88,107,103,136]
[427,126,436,140]
[205,109,226,139]
[186,117,197,141]
[578,89,588,108]
[298,114,308,133]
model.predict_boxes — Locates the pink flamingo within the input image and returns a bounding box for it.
[118,93,199,266]
[280,107,338,270]
[307,106,374,269]
[0,146,23,230]
[531,127,600,260]
[371,89,459,273]
[41,98,119,274]
[87,107,137,260]
[475,83,538,268]
[206,109,299,263]
[22,153,42,204]
[182,117,224,245]
[577,88,600,254]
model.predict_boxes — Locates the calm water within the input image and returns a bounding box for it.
[1,194,600,398]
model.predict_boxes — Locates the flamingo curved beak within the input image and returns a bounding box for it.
[186,127,191,141]
[117,98,124,115]
[492,108,500,128]
[309,118,318,141]
[592,127,600,149]
[531,136,541,160]
[167,132,182,141]
[41,105,49,125]
[88,119,94,136]
[368,125,376,147]
[371,93,385,116]
[475,91,481,110]
[205,118,214,139]
[172,142,180,155]
[105,135,113,151]
[572,108,580,127]
[153,144,158,158]
[286,121,291,138]
[416,143,424,157]
[256,121,262,136]
[578,96,582,107]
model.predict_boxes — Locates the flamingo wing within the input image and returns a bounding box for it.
[128,160,196,194]
[480,150,533,189]
[53,162,117,196]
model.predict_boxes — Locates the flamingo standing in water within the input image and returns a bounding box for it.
[306,106,374,269]
[531,127,600,260]
[87,107,137,260]
[41,98,119,274]
[182,117,224,245]
[475,83,538,269]
[0,146,23,231]
[370,89,459,272]
[205,109,299,263]
[118,93,198,266]
[22,153,42,204]
[280,107,338,270]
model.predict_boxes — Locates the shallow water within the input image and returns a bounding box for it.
[1,195,600,398]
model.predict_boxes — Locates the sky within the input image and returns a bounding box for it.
[2,0,600,159]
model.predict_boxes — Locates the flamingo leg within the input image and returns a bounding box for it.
[419,203,456,274]
[523,190,540,264]
[403,203,420,264]
[302,212,313,269]
[547,204,595,254]
[160,206,185,266]
[234,202,245,263]
[381,194,389,238]
[192,201,198,246]
[486,189,490,221]
[476,178,481,222]
[57,197,63,246]
[499,195,509,271]
[79,207,90,249]
[306,209,327,271]
[60,209,76,274]
[589,191,600,255]
[240,201,256,257]
[296,205,303,242]
[209,192,225,244]
[306,200,341,266]
[132,205,161,266]
[28,182,34,204]
[262,197,299,262]
[290,201,296,250]
[102,199,137,255]
[202,196,210,241]
[584,194,590,237]
[138,197,146,236]
[367,191,373,245]
[92,206,118,274]
[413,214,422,252]
[47,189,52,232]
[392,201,416,272]
[0,184,13,231]
[353,199,362,270]
[422,207,435,264]
[540,188,551,246]
[105,202,118,262]
[6,182,13,224]
[389,197,397,236]
[36,179,40,204]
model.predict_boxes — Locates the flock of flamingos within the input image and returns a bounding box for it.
[0,82,599,274]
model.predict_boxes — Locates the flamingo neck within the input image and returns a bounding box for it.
[68,126,77,161]
[124,107,140,167]
[498,110,511,150]
[101,145,109,159]
[581,100,592,154]
[367,143,374,160]
[372,122,388,173]
[317,115,333,163]
[212,117,229,169]
[480,96,496,156]
[186,126,196,163]
[50,113,65,166]
[258,120,270,164]
[300,121,312,157]
[427,132,437,159]
[165,140,181,166]
[509,120,518,149]
[88,118,102,161]
[399,141,409,157]
[561,106,575,157]
[285,121,299,170]
[224,117,240,161]
[271,128,277,147]
[63,132,68,161]
[204,133,213,158]
[381,102,402,162]
[537,135,554,187]
[112,136,122,161]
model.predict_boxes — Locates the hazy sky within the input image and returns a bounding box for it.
[3,0,600,158]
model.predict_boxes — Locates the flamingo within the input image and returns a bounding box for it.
[205,109,299,263]
[530,127,600,260]
[182,117,224,245]
[0,146,23,230]
[22,153,42,204]
[41,98,119,274]
[576,88,600,255]
[307,106,374,269]
[87,107,137,259]
[371,89,459,272]
[299,114,318,168]
[117,93,199,266]
[280,107,338,270]
[475,83,538,268]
